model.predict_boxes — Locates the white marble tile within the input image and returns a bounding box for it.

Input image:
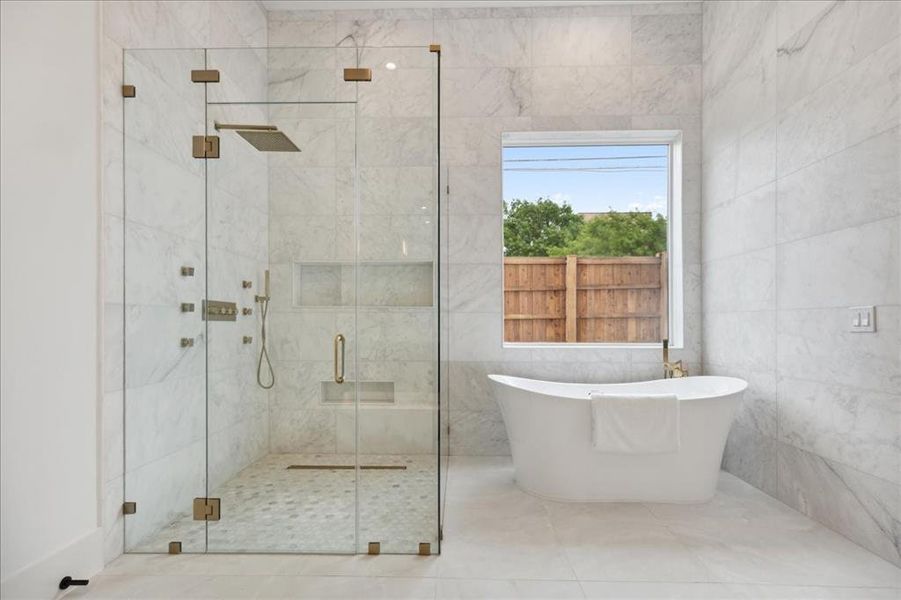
[267,10,335,47]
[703,310,776,372]
[778,376,900,485]
[336,15,433,48]
[531,67,631,116]
[449,263,502,313]
[269,408,337,453]
[442,67,531,118]
[531,16,631,67]
[448,409,510,456]
[776,306,901,394]
[124,304,205,389]
[555,519,711,583]
[632,65,702,116]
[775,1,834,46]
[777,442,901,570]
[434,18,531,69]
[123,440,206,553]
[437,578,584,599]
[359,167,435,215]
[776,37,901,176]
[776,0,901,112]
[702,183,775,263]
[776,127,901,244]
[357,117,435,168]
[776,218,900,309]
[442,116,531,167]
[632,13,702,66]
[125,375,204,470]
[702,248,776,313]
[448,214,502,264]
[735,119,777,197]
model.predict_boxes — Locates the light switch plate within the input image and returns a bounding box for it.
[849,305,876,333]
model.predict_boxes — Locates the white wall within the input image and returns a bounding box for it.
[701,0,900,567]
[0,0,104,596]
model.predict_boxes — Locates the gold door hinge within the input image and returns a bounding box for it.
[122,501,136,515]
[192,135,220,159]
[418,542,431,556]
[344,68,372,82]
[121,85,136,98]
[429,44,441,53]
[368,542,381,555]
[168,541,182,554]
[193,497,221,521]
[191,69,220,83]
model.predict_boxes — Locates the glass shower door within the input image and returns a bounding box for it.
[354,46,441,555]
[122,49,209,554]
[203,47,359,554]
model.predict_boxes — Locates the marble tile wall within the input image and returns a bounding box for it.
[266,1,704,457]
[101,0,269,565]
[701,0,900,566]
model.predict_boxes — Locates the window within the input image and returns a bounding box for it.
[501,131,683,346]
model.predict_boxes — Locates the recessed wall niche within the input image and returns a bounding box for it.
[293,261,434,308]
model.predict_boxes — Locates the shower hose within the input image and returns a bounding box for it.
[257,296,275,389]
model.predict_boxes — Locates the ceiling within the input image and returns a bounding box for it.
[261,0,699,11]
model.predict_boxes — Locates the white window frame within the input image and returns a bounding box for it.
[500,130,684,349]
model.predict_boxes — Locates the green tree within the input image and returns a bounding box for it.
[503,198,584,256]
[554,211,666,257]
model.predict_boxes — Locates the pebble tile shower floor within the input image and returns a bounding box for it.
[133,454,438,555]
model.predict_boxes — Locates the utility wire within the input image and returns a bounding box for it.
[504,155,667,162]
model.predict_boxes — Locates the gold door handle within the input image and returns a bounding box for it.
[334,333,345,384]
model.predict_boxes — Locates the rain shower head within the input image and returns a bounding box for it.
[214,122,300,152]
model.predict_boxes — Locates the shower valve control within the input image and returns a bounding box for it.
[242,308,253,315]
[181,266,195,277]
[202,300,238,322]
[181,303,195,313]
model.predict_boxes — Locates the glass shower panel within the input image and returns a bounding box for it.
[203,47,358,554]
[354,46,440,554]
[122,49,208,553]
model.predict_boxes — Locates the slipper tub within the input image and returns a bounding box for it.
[488,375,747,503]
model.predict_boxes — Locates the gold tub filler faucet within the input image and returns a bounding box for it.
[662,338,688,379]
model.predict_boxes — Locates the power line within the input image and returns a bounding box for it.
[503,166,667,172]
[505,155,667,162]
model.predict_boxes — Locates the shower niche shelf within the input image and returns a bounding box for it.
[321,381,395,405]
[293,261,433,308]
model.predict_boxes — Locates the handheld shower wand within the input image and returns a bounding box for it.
[256,270,275,389]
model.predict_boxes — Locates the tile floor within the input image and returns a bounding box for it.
[75,457,900,599]
[132,454,438,555]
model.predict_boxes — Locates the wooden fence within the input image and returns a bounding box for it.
[503,254,668,343]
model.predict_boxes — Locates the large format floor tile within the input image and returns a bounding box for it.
[75,457,900,599]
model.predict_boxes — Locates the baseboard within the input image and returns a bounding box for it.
[1,528,103,599]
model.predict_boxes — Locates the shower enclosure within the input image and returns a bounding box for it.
[120,45,445,555]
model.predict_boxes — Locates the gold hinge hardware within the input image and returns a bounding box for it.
[122,501,136,515]
[192,497,221,521]
[168,541,182,554]
[418,542,431,556]
[429,44,441,53]
[343,68,372,82]
[121,85,136,98]
[192,135,220,159]
[368,542,381,555]
[191,69,220,83]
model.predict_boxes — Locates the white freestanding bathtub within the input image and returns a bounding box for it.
[488,375,747,503]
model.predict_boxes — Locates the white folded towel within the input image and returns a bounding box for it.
[590,392,680,454]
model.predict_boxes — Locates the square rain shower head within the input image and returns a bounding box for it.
[235,129,300,152]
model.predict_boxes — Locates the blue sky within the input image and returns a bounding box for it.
[502,144,669,216]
